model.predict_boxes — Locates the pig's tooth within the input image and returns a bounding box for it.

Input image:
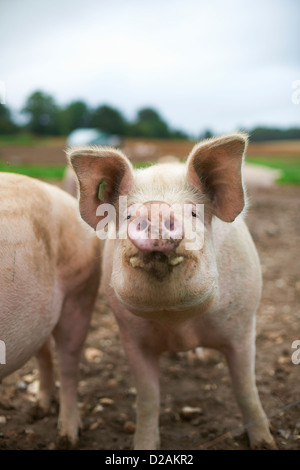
[169,256,184,266]
[130,256,145,268]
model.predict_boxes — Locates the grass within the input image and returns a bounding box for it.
[0,162,66,180]
[0,161,152,180]
[0,134,66,146]
[0,153,299,184]
[247,156,300,185]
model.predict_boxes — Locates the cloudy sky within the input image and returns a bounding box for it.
[1,0,300,135]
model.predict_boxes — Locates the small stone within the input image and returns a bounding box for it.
[202,384,217,390]
[106,379,118,387]
[90,421,100,431]
[277,356,291,365]
[93,404,104,413]
[0,416,7,424]
[99,397,114,405]
[84,347,103,363]
[27,380,39,395]
[47,442,56,450]
[277,429,290,439]
[17,380,27,390]
[127,387,137,396]
[22,373,35,383]
[123,421,136,434]
[181,406,203,419]
[118,413,128,422]
[25,428,35,435]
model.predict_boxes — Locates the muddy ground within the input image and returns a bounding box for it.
[0,183,299,450]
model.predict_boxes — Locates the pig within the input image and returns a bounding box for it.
[63,165,78,198]
[68,133,276,450]
[0,173,100,445]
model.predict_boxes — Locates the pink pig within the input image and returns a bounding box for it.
[69,133,276,450]
[0,173,100,445]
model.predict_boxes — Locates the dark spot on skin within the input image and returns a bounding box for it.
[32,217,52,259]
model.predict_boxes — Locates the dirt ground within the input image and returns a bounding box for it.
[0,182,299,450]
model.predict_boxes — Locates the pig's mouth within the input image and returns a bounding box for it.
[129,251,185,281]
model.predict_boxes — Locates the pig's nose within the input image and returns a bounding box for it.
[127,201,184,253]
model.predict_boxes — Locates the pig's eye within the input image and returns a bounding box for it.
[192,211,197,217]
[127,214,132,220]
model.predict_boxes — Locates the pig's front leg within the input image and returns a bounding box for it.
[120,329,161,450]
[224,339,276,449]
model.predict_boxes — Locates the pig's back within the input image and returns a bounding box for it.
[0,173,85,377]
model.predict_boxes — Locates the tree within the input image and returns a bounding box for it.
[199,129,213,140]
[22,91,60,135]
[128,107,171,138]
[250,126,300,141]
[91,105,126,135]
[0,104,18,134]
[137,108,162,122]
[58,100,92,135]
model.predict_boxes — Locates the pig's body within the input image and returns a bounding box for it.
[0,173,100,443]
[69,134,276,450]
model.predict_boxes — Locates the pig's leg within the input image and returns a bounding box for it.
[53,277,99,445]
[121,335,160,450]
[224,340,276,449]
[35,338,56,415]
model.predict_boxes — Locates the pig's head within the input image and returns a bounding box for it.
[68,133,247,315]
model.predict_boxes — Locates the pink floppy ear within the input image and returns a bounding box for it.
[67,146,134,230]
[186,133,248,222]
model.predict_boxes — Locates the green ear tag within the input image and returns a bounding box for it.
[98,180,108,201]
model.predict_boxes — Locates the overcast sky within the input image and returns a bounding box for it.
[1,0,300,135]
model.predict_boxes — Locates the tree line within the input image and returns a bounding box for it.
[1,90,300,141]
[0,91,187,139]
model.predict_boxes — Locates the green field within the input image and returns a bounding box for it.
[0,162,66,179]
[247,157,300,185]
[0,146,299,184]
[0,134,66,146]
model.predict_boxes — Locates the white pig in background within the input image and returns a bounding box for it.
[0,173,100,445]
[69,133,276,450]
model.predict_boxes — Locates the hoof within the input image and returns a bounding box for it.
[250,437,277,450]
[29,399,58,421]
[55,435,78,450]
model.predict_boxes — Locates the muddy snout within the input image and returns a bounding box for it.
[127,201,184,253]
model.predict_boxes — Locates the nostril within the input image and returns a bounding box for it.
[164,220,170,231]
[164,216,175,232]
[137,219,149,232]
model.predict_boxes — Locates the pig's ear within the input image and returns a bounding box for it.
[67,146,134,229]
[186,133,248,222]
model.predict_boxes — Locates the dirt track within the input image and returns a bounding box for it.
[0,181,299,450]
